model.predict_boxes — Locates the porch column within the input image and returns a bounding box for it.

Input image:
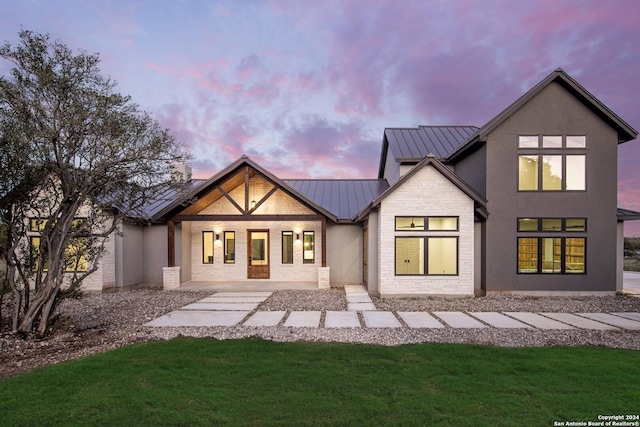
[167,220,175,267]
[321,217,326,267]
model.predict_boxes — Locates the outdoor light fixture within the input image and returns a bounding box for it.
[215,233,220,240]
[296,233,300,240]
[250,200,256,209]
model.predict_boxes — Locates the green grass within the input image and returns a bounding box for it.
[624,257,640,272]
[1,339,639,426]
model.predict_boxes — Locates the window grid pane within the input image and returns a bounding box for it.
[566,155,586,190]
[303,231,315,264]
[566,238,585,273]
[224,231,235,264]
[395,237,424,275]
[541,238,562,273]
[395,217,425,231]
[427,237,457,275]
[518,218,539,231]
[542,155,562,190]
[542,136,562,148]
[518,238,538,273]
[282,231,293,264]
[566,136,586,148]
[518,136,539,148]
[519,155,539,190]
[203,232,214,264]
[427,217,458,231]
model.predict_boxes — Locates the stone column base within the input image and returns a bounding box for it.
[163,266,181,290]
[318,267,330,289]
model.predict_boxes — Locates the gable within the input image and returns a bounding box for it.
[153,156,337,222]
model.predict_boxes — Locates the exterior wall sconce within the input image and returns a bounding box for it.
[296,233,300,240]
[215,233,220,240]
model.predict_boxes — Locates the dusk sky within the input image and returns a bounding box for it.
[2,0,640,234]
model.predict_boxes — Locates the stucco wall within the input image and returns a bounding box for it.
[326,223,362,286]
[142,225,168,285]
[484,82,619,293]
[120,223,144,287]
[377,165,475,296]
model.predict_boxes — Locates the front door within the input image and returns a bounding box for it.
[248,230,270,279]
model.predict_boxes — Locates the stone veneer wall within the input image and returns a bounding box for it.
[377,165,475,296]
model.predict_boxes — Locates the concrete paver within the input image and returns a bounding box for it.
[348,302,377,311]
[181,302,260,311]
[284,311,322,327]
[433,311,488,328]
[242,311,286,327]
[540,313,619,330]
[144,310,250,327]
[325,311,361,328]
[470,312,531,329]
[576,313,640,330]
[611,312,640,322]
[347,294,375,303]
[504,312,575,329]
[397,312,445,328]
[363,311,402,328]
[213,291,273,297]
[200,296,269,303]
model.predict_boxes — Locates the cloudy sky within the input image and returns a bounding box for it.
[2,0,640,234]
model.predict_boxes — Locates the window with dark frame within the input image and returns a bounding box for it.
[202,231,214,264]
[224,231,235,264]
[395,216,458,231]
[303,231,314,264]
[517,217,586,274]
[518,135,586,192]
[282,231,293,264]
[395,236,458,276]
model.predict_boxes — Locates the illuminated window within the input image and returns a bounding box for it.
[224,231,235,264]
[282,231,293,264]
[303,231,314,264]
[203,231,214,264]
[518,136,586,191]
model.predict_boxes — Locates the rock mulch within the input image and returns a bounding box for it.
[1,288,639,378]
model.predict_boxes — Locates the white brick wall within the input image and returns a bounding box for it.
[378,165,475,296]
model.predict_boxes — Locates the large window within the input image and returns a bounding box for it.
[395,237,458,276]
[303,231,315,264]
[518,136,586,191]
[282,231,293,264]
[517,217,586,274]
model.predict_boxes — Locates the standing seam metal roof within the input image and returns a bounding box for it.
[284,179,390,220]
[385,125,478,160]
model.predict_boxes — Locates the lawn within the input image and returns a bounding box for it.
[1,339,638,426]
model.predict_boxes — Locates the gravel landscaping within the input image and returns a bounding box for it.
[1,288,639,378]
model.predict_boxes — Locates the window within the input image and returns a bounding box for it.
[395,217,425,231]
[30,236,88,272]
[203,232,214,264]
[395,216,457,231]
[518,136,586,191]
[517,218,586,232]
[303,231,314,264]
[282,231,293,264]
[517,217,586,274]
[395,237,458,276]
[428,217,458,231]
[224,231,235,264]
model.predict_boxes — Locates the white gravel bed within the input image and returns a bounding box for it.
[1,288,639,378]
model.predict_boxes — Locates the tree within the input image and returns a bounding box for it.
[0,30,189,336]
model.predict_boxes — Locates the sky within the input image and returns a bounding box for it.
[2,0,640,234]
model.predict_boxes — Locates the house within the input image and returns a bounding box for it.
[59,68,638,296]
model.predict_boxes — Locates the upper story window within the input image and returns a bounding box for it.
[518,136,586,192]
